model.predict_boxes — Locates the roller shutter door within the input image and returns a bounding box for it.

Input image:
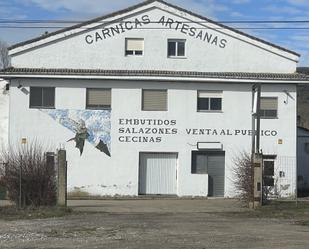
[139,153,177,195]
[207,152,225,197]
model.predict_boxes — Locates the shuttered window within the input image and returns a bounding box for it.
[197,91,222,111]
[29,87,55,108]
[260,97,278,118]
[125,38,144,56]
[86,88,111,109]
[142,89,167,111]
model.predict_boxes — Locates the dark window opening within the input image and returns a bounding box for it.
[29,87,55,108]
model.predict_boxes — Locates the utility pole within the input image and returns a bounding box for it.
[251,84,263,208]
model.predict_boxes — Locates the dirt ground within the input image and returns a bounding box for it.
[1,199,309,249]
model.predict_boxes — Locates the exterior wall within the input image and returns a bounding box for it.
[0,81,9,146]
[9,78,297,197]
[10,8,297,73]
[297,128,309,190]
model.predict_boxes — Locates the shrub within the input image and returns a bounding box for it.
[233,151,254,206]
[0,141,56,207]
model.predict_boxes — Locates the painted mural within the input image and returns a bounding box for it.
[41,109,111,157]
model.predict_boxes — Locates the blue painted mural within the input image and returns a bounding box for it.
[41,109,111,157]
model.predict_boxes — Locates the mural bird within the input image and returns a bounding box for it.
[67,124,89,156]
[41,109,111,157]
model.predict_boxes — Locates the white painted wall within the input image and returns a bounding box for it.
[10,7,297,73]
[8,78,297,197]
[0,80,9,147]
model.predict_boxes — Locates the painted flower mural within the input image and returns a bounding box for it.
[41,109,111,157]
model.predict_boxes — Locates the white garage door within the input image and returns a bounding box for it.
[139,153,177,195]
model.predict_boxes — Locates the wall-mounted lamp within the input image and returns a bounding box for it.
[283,90,294,104]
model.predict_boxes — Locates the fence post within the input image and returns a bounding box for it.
[253,153,263,208]
[57,150,67,207]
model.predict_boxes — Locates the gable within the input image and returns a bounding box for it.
[9,0,299,73]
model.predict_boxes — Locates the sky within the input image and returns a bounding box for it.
[0,0,308,66]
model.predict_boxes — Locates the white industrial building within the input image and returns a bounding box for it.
[1,0,309,197]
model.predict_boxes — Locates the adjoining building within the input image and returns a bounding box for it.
[1,0,309,197]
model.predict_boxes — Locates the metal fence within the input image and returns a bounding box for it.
[264,156,297,201]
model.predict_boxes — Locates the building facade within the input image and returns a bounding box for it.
[1,0,309,197]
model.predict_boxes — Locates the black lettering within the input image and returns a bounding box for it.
[199,129,205,135]
[134,18,143,28]
[196,30,203,40]
[189,27,196,37]
[165,18,174,28]
[193,129,198,135]
[95,32,103,42]
[203,32,212,43]
[175,21,182,30]
[211,36,218,46]
[172,128,178,134]
[119,136,125,142]
[156,137,162,142]
[157,119,164,125]
[101,29,111,39]
[85,35,93,44]
[119,119,124,125]
[235,130,241,135]
[220,129,226,135]
[271,131,278,136]
[149,137,155,143]
[119,128,125,133]
[158,16,165,25]
[219,39,227,48]
[212,130,218,135]
[125,21,133,30]
[181,23,189,34]
[110,26,120,36]
[171,120,177,126]
[145,128,151,134]
[186,129,192,134]
[119,23,126,33]
[141,14,151,24]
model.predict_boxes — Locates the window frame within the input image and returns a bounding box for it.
[125,38,144,57]
[167,39,186,58]
[197,90,223,112]
[141,89,168,111]
[259,97,278,119]
[86,88,112,110]
[29,86,55,109]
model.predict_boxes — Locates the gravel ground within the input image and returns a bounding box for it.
[0,199,309,249]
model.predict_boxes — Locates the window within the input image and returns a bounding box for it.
[191,151,225,175]
[125,38,144,56]
[260,97,278,118]
[168,39,186,57]
[191,152,208,174]
[142,89,167,111]
[29,87,55,108]
[197,91,222,111]
[86,88,111,109]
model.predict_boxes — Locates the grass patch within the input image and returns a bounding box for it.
[0,206,73,221]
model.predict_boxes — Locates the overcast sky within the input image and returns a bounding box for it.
[0,0,308,66]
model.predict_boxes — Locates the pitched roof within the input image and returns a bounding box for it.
[9,0,299,57]
[1,67,309,81]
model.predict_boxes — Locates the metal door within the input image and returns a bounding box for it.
[207,152,225,197]
[139,153,177,195]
